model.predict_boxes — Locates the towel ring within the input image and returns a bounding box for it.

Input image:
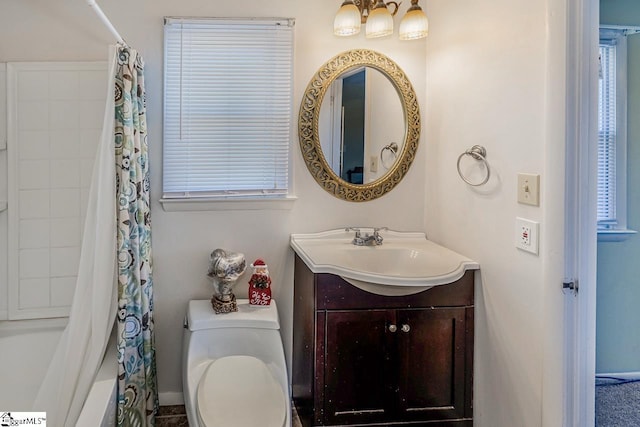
[457,145,490,186]
[380,142,398,169]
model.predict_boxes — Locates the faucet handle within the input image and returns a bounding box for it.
[345,227,361,238]
[373,227,386,244]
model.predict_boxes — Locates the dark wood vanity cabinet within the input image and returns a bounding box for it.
[293,255,474,427]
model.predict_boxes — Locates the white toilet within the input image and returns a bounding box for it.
[183,299,291,427]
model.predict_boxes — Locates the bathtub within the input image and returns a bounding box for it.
[0,318,117,426]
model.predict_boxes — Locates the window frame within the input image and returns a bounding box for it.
[160,17,297,212]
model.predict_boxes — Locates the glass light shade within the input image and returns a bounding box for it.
[366,6,394,38]
[399,8,429,40]
[334,1,362,36]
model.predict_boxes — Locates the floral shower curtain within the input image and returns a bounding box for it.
[114,45,159,426]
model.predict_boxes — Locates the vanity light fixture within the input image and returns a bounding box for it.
[334,0,428,40]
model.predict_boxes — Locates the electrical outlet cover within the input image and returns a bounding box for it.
[515,217,539,255]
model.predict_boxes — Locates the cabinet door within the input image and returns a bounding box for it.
[396,307,468,421]
[324,309,395,425]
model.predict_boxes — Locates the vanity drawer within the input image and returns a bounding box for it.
[315,270,474,310]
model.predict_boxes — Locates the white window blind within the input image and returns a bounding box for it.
[163,18,294,199]
[598,40,617,224]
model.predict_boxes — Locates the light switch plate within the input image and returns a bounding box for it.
[515,217,539,255]
[517,173,540,206]
[370,155,378,173]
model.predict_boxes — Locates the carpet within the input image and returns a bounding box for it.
[596,378,640,426]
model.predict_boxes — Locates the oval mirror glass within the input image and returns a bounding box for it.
[318,66,404,184]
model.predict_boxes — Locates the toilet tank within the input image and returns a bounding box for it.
[188,299,281,331]
[183,299,287,379]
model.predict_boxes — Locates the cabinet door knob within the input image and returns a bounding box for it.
[388,324,398,333]
[401,324,411,333]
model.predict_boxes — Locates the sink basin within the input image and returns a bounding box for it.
[290,229,479,295]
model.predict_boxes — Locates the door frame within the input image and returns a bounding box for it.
[564,0,599,425]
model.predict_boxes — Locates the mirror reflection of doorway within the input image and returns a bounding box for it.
[340,69,366,184]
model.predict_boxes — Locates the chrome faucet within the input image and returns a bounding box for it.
[345,227,387,246]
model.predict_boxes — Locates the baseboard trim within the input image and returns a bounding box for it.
[596,371,640,381]
[159,392,184,406]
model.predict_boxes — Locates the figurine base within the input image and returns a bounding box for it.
[211,294,237,314]
[249,288,272,306]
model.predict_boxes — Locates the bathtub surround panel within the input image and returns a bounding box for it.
[5,62,107,320]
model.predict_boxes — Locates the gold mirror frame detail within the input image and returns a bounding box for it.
[298,49,421,202]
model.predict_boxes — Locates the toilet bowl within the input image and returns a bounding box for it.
[183,299,291,427]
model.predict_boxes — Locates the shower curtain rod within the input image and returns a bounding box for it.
[87,0,125,44]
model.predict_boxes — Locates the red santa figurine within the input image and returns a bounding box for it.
[248,259,272,306]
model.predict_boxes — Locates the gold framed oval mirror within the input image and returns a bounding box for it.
[298,49,420,202]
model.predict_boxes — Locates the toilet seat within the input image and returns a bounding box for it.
[196,355,286,427]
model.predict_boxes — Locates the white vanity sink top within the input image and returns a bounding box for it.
[290,229,479,292]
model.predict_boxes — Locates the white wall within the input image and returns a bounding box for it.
[0,0,426,404]
[424,0,567,426]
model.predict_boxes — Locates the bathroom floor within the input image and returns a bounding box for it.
[157,406,189,426]
[156,405,303,426]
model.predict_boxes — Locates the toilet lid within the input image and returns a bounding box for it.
[197,355,286,427]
